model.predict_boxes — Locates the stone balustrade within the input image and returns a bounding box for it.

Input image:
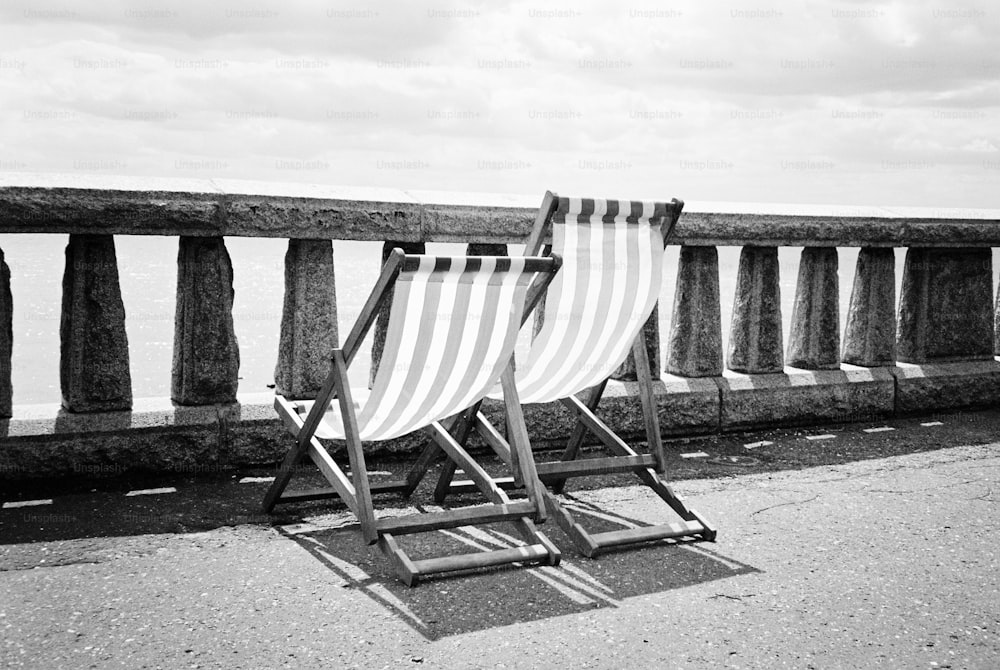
[2,174,999,480]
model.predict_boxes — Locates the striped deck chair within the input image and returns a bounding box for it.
[435,191,716,557]
[263,250,563,585]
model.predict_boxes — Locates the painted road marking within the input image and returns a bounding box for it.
[863,426,895,433]
[280,519,355,534]
[806,434,836,441]
[239,476,276,484]
[681,451,710,459]
[125,487,177,497]
[279,522,327,535]
[921,421,944,427]
[744,440,774,449]
[2,499,53,509]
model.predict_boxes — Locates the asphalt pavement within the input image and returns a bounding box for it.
[2,414,999,669]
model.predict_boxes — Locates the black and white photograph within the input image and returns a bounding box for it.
[1,1,998,668]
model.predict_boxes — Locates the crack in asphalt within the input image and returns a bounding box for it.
[862,477,988,495]
[749,494,820,517]
[969,486,996,503]
[709,592,756,602]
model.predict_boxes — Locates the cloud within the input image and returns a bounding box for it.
[0,0,996,206]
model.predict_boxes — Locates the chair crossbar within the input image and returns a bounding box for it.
[590,521,709,550]
[410,544,552,577]
[380,516,560,587]
[534,454,658,478]
[474,412,514,466]
[376,501,537,535]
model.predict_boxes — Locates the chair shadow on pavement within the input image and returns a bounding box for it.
[281,495,760,641]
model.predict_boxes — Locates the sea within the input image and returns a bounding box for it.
[1,235,995,408]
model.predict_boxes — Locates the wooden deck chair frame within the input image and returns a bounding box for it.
[263,249,563,585]
[430,191,717,557]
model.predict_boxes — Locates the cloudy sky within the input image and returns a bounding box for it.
[1,0,997,207]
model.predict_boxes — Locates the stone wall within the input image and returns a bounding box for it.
[2,175,1000,480]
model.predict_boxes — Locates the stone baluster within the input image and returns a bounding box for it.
[897,247,993,362]
[274,239,337,399]
[666,245,723,377]
[842,248,896,366]
[60,234,132,412]
[612,310,660,381]
[172,237,240,405]
[466,243,507,258]
[728,246,784,373]
[0,248,11,417]
[370,241,425,387]
[787,247,840,370]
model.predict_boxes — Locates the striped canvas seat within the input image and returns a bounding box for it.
[514,197,670,405]
[264,249,563,586]
[300,256,537,441]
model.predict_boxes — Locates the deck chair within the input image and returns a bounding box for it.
[434,191,717,557]
[263,250,563,585]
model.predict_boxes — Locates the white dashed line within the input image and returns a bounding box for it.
[279,519,353,535]
[279,522,326,535]
[238,476,275,484]
[863,426,895,433]
[921,421,944,427]
[806,434,837,441]
[744,440,774,449]
[2,499,53,509]
[681,451,710,459]
[125,487,177,497]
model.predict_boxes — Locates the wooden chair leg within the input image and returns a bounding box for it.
[431,404,479,502]
[266,397,362,517]
[631,331,667,473]
[265,394,361,514]
[433,460,458,503]
[550,380,606,494]
[544,494,600,557]
[378,533,420,586]
[402,411,467,499]
[513,518,561,566]
[424,421,507,504]
[331,350,377,544]
[500,362,546,521]
[403,440,445,498]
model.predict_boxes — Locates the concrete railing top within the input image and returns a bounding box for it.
[2,172,999,246]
